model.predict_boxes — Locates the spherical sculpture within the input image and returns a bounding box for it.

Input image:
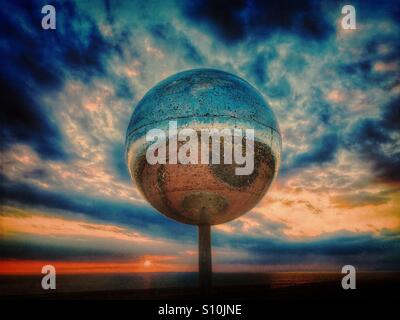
[126,69,281,225]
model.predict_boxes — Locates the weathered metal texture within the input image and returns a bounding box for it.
[126,69,281,225]
[127,69,280,134]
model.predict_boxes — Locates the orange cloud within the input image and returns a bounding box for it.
[265,191,396,238]
[326,89,346,103]
[374,61,399,72]
[0,207,155,244]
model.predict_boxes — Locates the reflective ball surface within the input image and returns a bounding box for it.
[126,69,281,225]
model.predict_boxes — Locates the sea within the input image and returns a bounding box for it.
[1,272,399,296]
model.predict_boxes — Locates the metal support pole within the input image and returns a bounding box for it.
[198,225,212,289]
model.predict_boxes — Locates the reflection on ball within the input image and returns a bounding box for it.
[126,69,281,225]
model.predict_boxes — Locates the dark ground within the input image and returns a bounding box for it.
[2,272,399,300]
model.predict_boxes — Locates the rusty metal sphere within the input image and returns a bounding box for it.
[126,69,281,225]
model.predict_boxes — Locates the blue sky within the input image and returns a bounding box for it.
[0,0,399,274]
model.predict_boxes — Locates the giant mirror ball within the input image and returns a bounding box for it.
[126,69,281,225]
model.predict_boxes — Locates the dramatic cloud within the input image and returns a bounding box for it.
[184,0,333,43]
[346,97,400,183]
[0,0,118,159]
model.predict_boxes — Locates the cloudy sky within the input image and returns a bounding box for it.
[0,0,399,275]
